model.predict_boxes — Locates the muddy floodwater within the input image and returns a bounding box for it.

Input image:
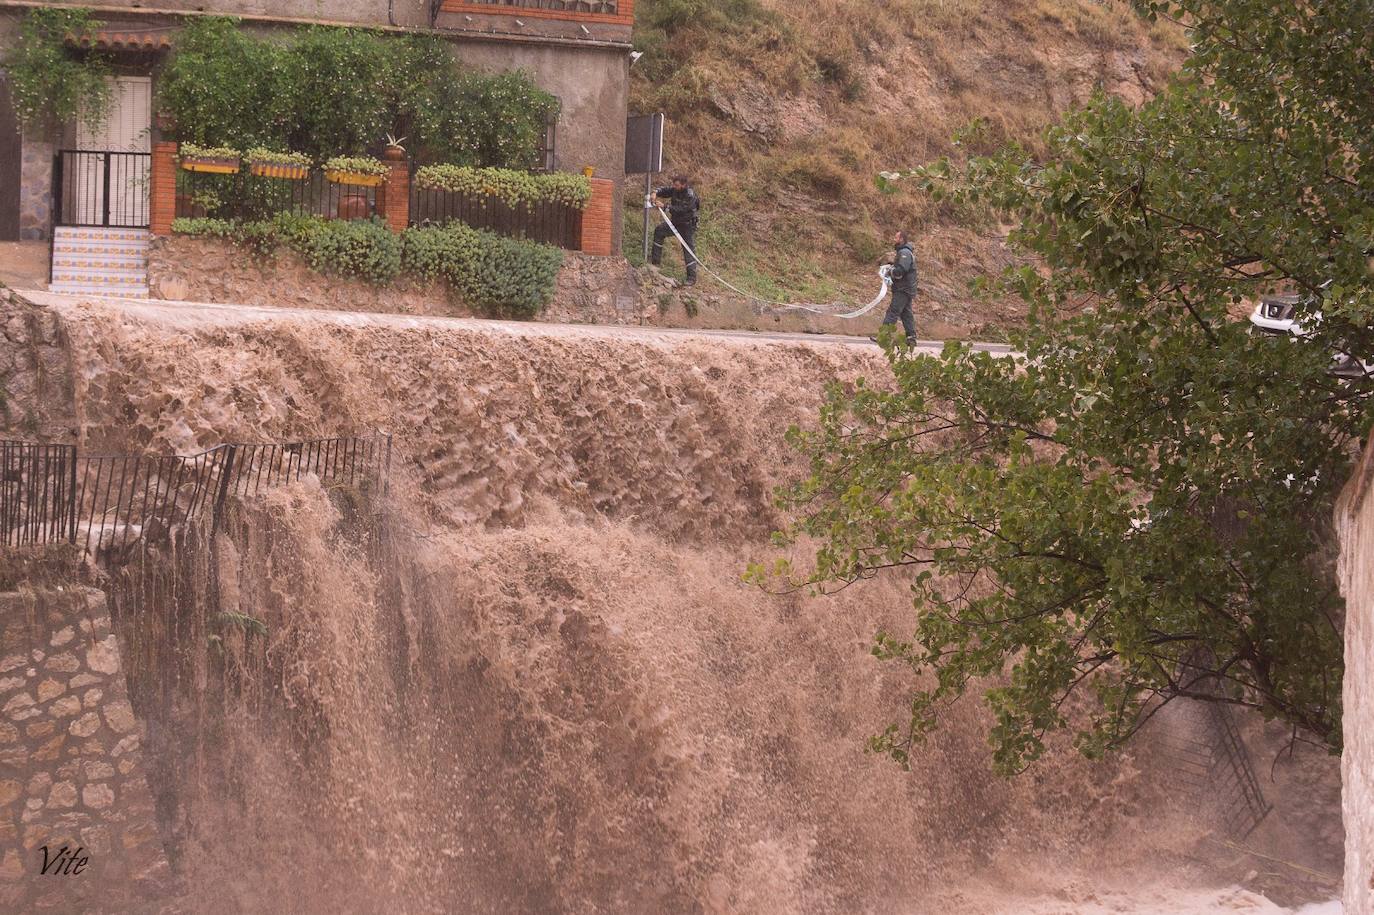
[36,296,1346,913]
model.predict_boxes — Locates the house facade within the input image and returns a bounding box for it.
[0,0,632,253]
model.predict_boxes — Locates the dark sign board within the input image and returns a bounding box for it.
[624,113,664,175]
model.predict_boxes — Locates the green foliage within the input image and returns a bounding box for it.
[765,0,1370,774]
[157,17,287,150]
[281,27,393,158]
[157,19,558,167]
[299,218,402,283]
[246,148,312,167]
[178,143,241,160]
[174,214,561,315]
[5,8,111,133]
[413,166,591,209]
[401,224,563,319]
[323,155,389,177]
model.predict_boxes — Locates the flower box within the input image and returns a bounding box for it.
[251,161,310,180]
[326,169,385,187]
[181,156,240,174]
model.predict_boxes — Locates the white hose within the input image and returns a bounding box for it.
[654,207,893,319]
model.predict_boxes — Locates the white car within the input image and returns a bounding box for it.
[1248,293,1371,379]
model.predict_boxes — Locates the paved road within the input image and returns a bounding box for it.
[20,289,1015,355]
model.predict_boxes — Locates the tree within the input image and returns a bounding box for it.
[753,0,1373,775]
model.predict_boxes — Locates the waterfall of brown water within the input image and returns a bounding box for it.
[47,299,1341,913]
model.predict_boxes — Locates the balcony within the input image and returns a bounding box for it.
[436,0,635,38]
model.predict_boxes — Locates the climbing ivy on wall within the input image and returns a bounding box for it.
[158,19,559,168]
[4,8,112,133]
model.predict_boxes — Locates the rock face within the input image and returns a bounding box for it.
[0,587,170,912]
[1338,440,1374,915]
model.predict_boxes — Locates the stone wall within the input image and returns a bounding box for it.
[19,136,54,242]
[1338,438,1374,915]
[0,287,78,443]
[147,235,650,324]
[0,586,171,913]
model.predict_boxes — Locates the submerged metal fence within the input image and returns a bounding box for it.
[1,434,390,558]
[1150,653,1273,838]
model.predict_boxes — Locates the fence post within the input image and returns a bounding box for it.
[380,149,410,233]
[149,141,178,236]
[579,177,614,256]
[210,444,236,535]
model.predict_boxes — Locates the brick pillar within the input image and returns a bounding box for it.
[579,177,614,256]
[379,152,410,233]
[148,141,177,236]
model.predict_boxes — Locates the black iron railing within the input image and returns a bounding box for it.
[458,0,620,12]
[1,434,391,559]
[54,150,152,228]
[409,182,583,250]
[176,168,380,223]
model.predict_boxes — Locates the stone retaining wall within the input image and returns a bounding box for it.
[0,586,171,912]
[0,286,78,442]
[1339,438,1374,915]
[147,235,651,324]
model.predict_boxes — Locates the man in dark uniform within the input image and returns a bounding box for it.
[651,175,700,286]
[878,229,918,346]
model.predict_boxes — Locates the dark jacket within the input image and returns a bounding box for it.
[656,186,700,228]
[890,242,917,294]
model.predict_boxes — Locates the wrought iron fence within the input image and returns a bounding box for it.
[1,434,390,559]
[0,442,79,548]
[175,168,380,223]
[459,0,620,12]
[54,150,152,228]
[409,182,583,250]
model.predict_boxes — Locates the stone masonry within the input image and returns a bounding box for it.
[0,586,171,912]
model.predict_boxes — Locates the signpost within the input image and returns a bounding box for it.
[624,113,664,262]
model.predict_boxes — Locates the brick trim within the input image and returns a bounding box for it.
[379,157,410,233]
[148,141,177,237]
[580,178,614,257]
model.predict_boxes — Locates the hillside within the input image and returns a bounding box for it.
[627,0,1188,337]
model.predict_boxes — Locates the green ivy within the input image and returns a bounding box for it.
[4,9,111,133]
[413,166,592,210]
[299,218,402,283]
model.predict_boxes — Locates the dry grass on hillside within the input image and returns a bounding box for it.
[628,0,1187,335]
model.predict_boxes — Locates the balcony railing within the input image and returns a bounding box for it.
[460,0,620,12]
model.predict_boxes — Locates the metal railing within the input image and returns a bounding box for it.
[457,0,620,12]
[410,182,583,250]
[54,150,152,228]
[176,168,380,223]
[1150,652,1273,838]
[1,434,391,559]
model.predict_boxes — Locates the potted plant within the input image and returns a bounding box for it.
[324,155,389,187]
[178,143,241,174]
[247,148,312,180]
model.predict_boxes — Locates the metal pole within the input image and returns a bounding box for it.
[642,170,652,263]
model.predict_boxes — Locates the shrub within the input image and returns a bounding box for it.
[402,224,563,319]
[413,166,591,209]
[299,218,402,283]
[177,215,561,315]
[157,20,558,167]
